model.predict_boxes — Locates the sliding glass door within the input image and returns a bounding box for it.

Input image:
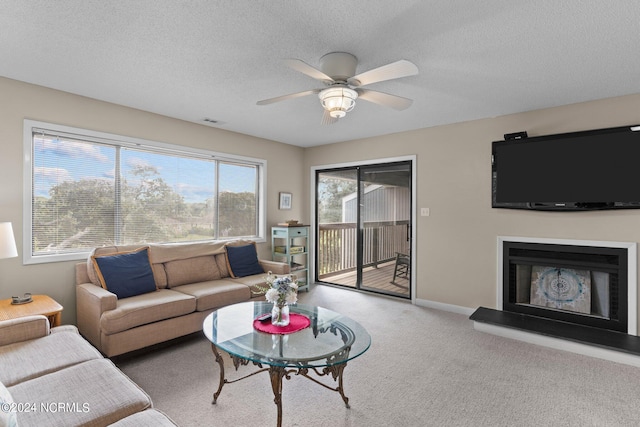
[316,161,412,298]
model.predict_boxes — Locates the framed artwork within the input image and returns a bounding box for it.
[279,192,292,210]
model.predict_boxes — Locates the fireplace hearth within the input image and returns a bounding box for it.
[470,237,640,365]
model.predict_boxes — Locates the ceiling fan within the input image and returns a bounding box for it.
[257,52,419,124]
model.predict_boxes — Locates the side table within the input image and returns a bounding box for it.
[0,294,63,327]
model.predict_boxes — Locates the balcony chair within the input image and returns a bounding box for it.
[391,252,410,285]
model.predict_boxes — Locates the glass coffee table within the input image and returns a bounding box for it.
[203,301,371,427]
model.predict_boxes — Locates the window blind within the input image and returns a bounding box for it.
[28,123,263,261]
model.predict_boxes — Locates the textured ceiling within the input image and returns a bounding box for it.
[1,1,639,147]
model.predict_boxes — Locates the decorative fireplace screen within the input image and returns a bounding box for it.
[515,265,610,317]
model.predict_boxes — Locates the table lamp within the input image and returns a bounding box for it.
[0,222,18,260]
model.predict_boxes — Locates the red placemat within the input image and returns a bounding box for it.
[253,313,311,335]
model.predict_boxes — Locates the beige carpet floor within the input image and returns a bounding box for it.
[117,285,640,427]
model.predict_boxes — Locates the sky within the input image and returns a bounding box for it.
[33,136,257,203]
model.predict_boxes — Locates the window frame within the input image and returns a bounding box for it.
[23,119,266,265]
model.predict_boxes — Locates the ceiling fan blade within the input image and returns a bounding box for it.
[257,89,320,106]
[357,89,413,110]
[321,110,338,125]
[284,59,334,83]
[348,60,418,87]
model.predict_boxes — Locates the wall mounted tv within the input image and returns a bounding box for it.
[492,124,640,211]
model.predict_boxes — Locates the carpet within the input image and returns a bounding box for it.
[117,285,640,426]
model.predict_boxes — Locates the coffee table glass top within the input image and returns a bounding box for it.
[203,302,371,368]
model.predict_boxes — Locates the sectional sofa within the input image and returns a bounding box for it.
[0,315,176,426]
[75,240,290,357]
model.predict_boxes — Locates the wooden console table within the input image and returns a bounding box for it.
[0,294,63,327]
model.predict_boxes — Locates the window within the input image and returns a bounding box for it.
[23,120,265,264]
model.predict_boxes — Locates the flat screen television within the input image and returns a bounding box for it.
[492,125,640,211]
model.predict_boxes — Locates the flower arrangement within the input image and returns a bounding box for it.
[255,271,299,307]
[254,272,299,326]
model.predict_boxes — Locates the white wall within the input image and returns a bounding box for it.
[304,93,640,329]
[3,75,640,330]
[0,77,305,324]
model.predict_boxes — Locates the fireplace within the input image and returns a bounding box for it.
[498,237,637,335]
[469,237,640,365]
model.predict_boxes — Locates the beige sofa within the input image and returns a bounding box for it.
[76,240,289,357]
[0,315,176,427]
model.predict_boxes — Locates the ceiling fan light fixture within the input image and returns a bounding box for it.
[319,86,358,118]
[256,53,418,124]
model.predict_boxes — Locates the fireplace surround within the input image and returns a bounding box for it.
[471,236,640,366]
[501,239,633,333]
[497,237,637,334]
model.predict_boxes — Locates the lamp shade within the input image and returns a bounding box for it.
[0,222,18,259]
[319,86,358,118]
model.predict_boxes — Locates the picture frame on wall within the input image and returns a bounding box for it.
[279,192,292,210]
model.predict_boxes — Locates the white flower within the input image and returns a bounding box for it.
[265,288,280,303]
[285,291,298,304]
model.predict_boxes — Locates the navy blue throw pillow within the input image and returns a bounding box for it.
[225,244,264,278]
[92,247,156,299]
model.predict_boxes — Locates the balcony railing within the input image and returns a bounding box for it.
[318,220,410,278]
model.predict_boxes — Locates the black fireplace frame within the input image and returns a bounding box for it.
[502,241,629,333]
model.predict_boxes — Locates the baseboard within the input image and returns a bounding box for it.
[415,298,475,316]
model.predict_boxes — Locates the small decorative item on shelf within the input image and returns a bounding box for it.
[277,219,301,226]
[254,272,298,326]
